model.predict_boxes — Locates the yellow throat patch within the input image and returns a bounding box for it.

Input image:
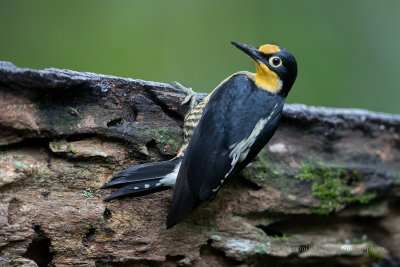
[253,60,282,93]
[250,44,282,93]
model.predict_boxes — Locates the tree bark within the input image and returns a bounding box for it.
[0,61,399,266]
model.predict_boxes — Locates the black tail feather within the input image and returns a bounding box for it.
[101,175,164,189]
[103,182,167,201]
[102,159,180,201]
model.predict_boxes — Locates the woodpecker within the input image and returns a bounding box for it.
[102,41,298,228]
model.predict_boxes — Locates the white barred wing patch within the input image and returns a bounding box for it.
[212,103,279,192]
[159,162,181,186]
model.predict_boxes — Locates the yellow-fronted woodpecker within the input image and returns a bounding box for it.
[102,41,298,228]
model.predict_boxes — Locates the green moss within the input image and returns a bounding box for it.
[254,241,271,255]
[368,248,384,260]
[352,235,368,244]
[273,234,299,244]
[153,127,182,151]
[67,144,78,154]
[12,154,22,161]
[155,127,171,144]
[167,139,175,146]
[133,126,183,152]
[34,165,53,180]
[241,156,298,198]
[50,142,56,149]
[367,241,385,260]
[161,126,169,135]
[256,162,275,176]
[243,158,280,183]
[95,189,102,198]
[357,193,377,204]
[82,188,94,198]
[50,140,64,150]
[295,162,376,215]
[67,107,79,116]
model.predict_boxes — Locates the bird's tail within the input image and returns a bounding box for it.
[101,158,181,201]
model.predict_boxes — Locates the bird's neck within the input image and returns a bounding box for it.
[252,61,283,94]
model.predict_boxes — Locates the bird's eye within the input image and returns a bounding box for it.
[269,56,282,68]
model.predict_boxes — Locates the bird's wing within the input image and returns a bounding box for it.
[166,73,285,228]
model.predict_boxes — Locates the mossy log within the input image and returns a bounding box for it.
[0,61,399,266]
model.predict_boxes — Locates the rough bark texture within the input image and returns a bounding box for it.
[0,61,399,267]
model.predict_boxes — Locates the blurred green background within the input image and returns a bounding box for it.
[1,0,399,113]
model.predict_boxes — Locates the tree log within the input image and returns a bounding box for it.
[0,61,399,266]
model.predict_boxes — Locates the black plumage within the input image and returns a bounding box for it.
[166,42,297,228]
[167,73,285,228]
[102,41,298,229]
[102,159,180,201]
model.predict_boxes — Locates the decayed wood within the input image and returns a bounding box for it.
[0,61,399,266]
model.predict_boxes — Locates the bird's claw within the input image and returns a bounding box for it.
[170,81,198,110]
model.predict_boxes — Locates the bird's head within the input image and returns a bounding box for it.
[231,41,297,97]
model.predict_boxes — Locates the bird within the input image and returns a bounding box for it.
[101,41,298,228]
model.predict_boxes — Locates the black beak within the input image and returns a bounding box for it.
[231,41,262,62]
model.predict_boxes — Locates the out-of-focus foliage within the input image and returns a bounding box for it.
[1,0,399,113]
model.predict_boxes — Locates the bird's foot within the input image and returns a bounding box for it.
[170,81,198,110]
